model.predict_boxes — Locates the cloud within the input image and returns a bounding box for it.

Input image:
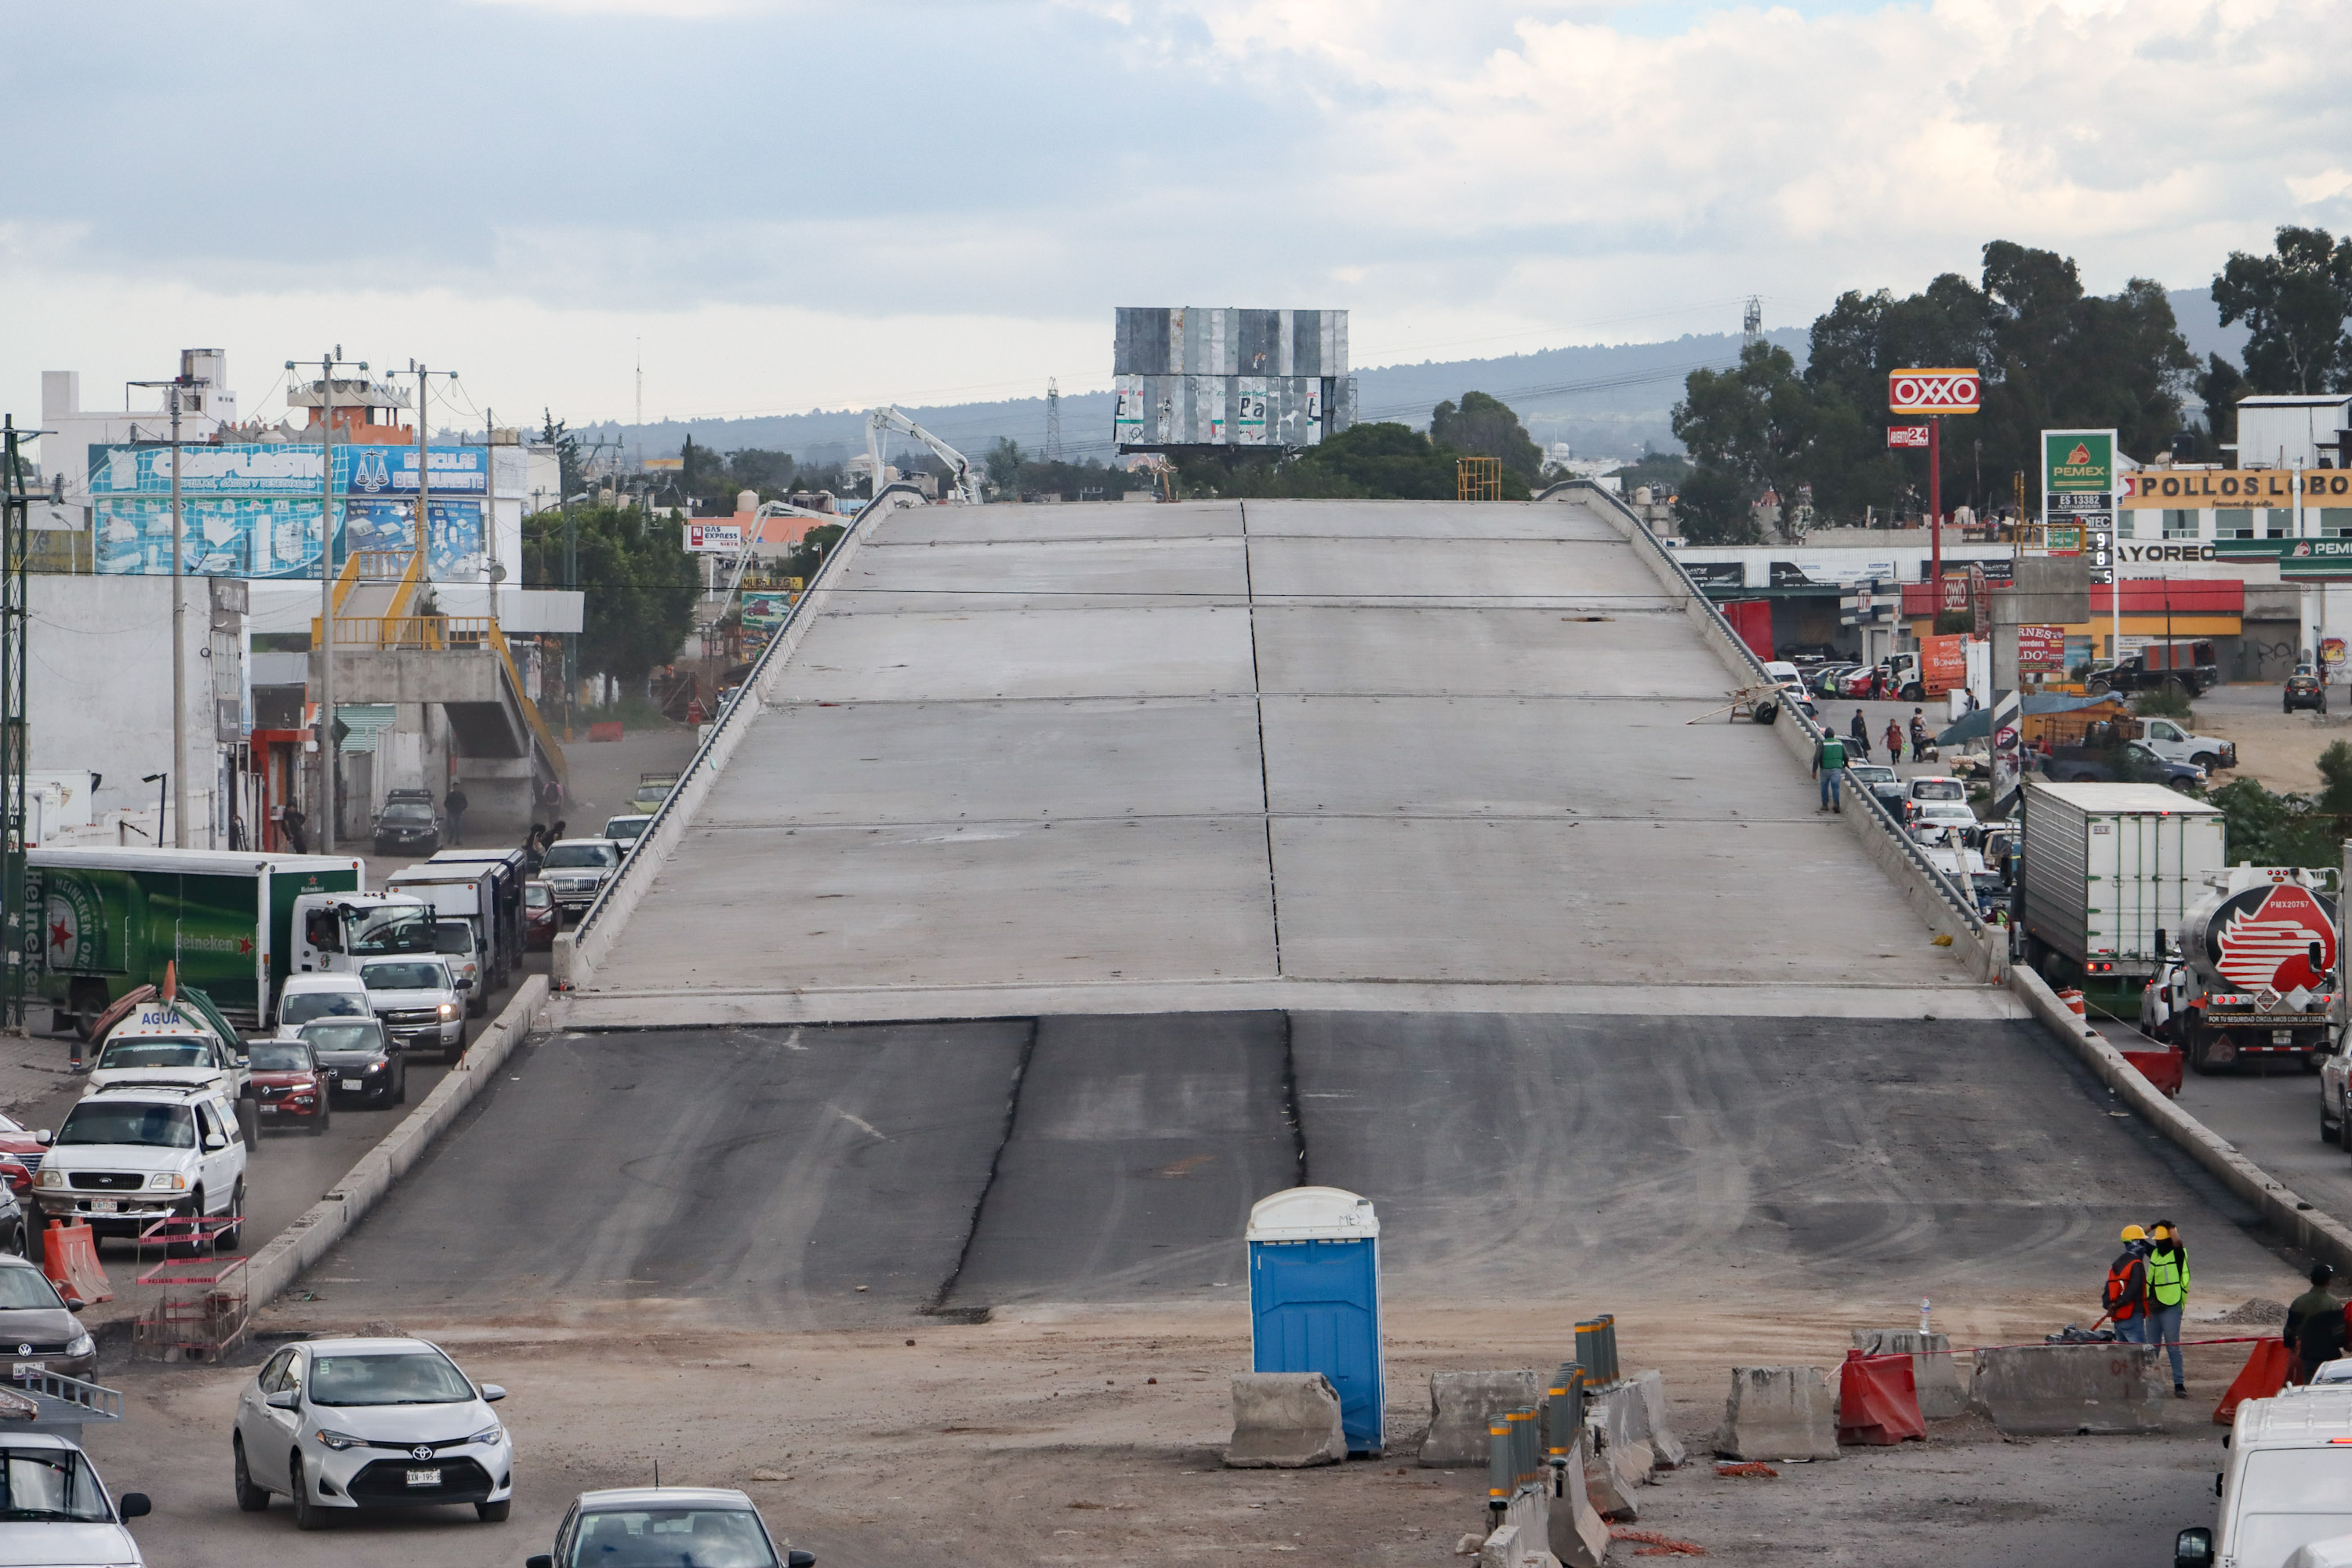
[4,0,2344,432]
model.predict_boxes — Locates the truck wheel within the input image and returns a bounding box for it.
[237,1097,260,1149]
[69,982,108,1043]
[2325,1102,2341,1145]
[2193,753,2220,771]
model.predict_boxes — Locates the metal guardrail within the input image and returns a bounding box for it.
[568,488,913,948]
[7,1370,124,1425]
[1543,479,1988,938]
[314,614,494,649]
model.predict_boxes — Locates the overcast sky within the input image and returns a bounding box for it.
[5,0,2343,443]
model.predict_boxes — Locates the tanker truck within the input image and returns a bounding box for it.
[2138,865,2339,1073]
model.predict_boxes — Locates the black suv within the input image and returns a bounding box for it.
[372,798,442,856]
[2287,669,2328,713]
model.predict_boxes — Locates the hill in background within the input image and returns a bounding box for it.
[580,289,2245,474]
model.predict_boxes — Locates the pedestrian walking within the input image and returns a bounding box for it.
[281,805,307,855]
[2104,1224,2151,1344]
[445,782,470,848]
[1909,708,1929,759]
[1811,729,1848,814]
[2287,1263,2347,1383]
[1884,718,1905,765]
[2144,1220,2191,1398]
[1848,709,1872,762]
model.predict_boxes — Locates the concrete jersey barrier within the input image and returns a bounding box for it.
[1714,1365,1840,1461]
[1420,1370,1542,1467]
[1225,1372,1347,1468]
[1972,1343,2165,1436]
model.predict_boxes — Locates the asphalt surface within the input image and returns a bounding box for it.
[299,1010,2282,1327]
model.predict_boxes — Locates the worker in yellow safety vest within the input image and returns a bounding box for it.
[2143,1220,2190,1398]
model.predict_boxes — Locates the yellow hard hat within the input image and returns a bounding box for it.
[2151,1222,2175,1240]
[2121,1224,2147,1242]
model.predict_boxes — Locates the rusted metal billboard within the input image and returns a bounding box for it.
[1112,308,1356,451]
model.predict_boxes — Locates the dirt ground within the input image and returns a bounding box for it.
[96,1277,2300,1568]
[2183,684,2352,794]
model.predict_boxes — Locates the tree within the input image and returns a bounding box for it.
[1432,392,1543,492]
[2213,226,2352,394]
[1671,341,1825,543]
[521,503,698,685]
[985,438,1025,495]
[1293,422,1459,499]
[2195,355,2247,453]
[541,411,586,500]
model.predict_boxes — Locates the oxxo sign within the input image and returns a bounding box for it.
[1887,369,1981,416]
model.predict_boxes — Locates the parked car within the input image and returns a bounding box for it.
[523,880,559,950]
[1807,663,1859,697]
[0,1254,96,1379]
[2134,715,2236,772]
[1761,660,1806,695]
[529,1487,813,1568]
[233,1335,514,1526]
[542,839,622,917]
[32,1083,247,1249]
[0,1433,151,1563]
[2092,638,2219,696]
[356,958,466,1059]
[248,1036,328,1135]
[0,1110,52,1203]
[2040,742,2207,790]
[295,1018,405,1109]
[2288,669,2328,713]
[372,798,443,858]
[275,972,374,1029]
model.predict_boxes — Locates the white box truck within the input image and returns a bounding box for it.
[2019,781,2226,984]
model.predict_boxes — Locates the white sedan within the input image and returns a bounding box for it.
[234,1335,513,1528]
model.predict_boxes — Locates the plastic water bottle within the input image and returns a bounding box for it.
[1920,1298,1932,1334]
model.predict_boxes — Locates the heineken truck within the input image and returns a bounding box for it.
[31,848,386,1036]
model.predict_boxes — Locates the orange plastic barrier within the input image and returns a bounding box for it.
[2123,1045,2184,1098]
[2216,1339,2292,1425]
[42,1220,112,1306]
[1836,1350,1925,1445]
[588,721,623,742]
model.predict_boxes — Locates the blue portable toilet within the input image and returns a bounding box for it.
[1247,1186,1384,1455]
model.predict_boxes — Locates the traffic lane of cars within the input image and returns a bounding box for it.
[2092,1015,2352,1232]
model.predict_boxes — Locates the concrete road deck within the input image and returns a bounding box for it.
[576,497,1984,1024]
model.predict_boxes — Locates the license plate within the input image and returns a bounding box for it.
[2276,1031,2295,1045]
[342,1079,365,1091]
[259,1104,278,1114]
[405,1468,441,1487]
[89,1199,116,1214]
[12,1362,43,1380]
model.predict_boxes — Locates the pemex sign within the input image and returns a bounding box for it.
[1888,369,1981,416]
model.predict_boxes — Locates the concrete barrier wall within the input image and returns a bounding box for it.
[1225,1372,1347,1468]
[1972,1342,2165,1436]
[2010,960,2352,1275]
[244,975,550,1309]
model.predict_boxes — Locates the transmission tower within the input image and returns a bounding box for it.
[1045,378,1062,463]
[1742,296,1763,350]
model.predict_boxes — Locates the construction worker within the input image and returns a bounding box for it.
[2144,1220,2191,1397]
[1811,728,1848,814]
[2286,1263,2347,1383]
[2104,1224,2151,1343]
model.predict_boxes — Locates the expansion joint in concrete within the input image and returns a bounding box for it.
[929,1015,1040,1316]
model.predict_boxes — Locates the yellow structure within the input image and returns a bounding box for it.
[1457,456,1502,502]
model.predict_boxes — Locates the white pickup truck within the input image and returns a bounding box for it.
[2132,717,2235,774]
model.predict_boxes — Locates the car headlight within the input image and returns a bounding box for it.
[312,1429,364,1451]
[33,1168,62,1190]
[465,1423,503,1446]
[64,1332,93,1358]
[438,1003,459,1020]
[147,1173,188,1192]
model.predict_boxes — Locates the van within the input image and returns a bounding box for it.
[2179,1385,2352,1567]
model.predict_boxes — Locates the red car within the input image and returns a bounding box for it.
[0,1112,53,1200]
[248,1036,329,1134]
[524,879,560,949]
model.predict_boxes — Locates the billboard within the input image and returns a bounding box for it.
[2042,429,2116,586]
[1887,369,1981,416]
[2017,625,2067,670]
[87,442,486,581]
[2122,468,2352,506]
[684,523,744,554]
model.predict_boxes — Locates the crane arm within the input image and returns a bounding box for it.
[866,405,982,504]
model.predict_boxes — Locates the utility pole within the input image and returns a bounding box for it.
[296,350,355,854]
[1,416,36,1032]
[1046,378,1062,463]
[129,371,210,847]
